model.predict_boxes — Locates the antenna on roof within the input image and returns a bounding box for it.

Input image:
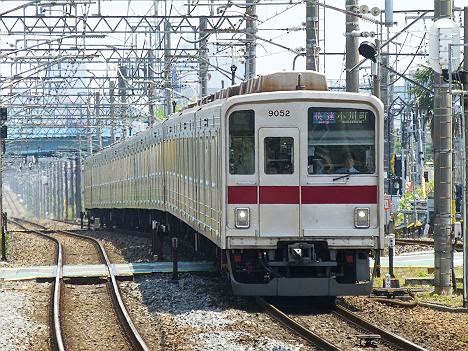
[296,73,305,90]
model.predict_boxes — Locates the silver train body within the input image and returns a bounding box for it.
[84,72,384,296]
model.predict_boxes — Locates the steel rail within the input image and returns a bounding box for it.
[396,238,463,251]
[334,304,428,351]
[4,191,20,217]
[256,298,341,351]
[9,218,65,351]
[16,218,150,351]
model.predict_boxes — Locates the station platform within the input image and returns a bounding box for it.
[0,261,216,281]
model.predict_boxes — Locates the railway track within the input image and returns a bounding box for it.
[333,304,427,350]
[8,218,64,350]
[4,188,22,218]
[12,218,149,351]
[256,297,340,351]
[50,218,82,226]
[257,298,428,351]
[396,237,463,251]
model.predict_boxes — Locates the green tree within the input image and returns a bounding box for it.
[410,66,434,115]
[410,66,434,161]
[410,66,434,135]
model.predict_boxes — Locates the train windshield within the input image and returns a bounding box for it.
[307,108,375,175]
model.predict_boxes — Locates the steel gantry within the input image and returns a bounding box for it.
[0,0,257,150]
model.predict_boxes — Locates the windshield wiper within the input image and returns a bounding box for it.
[332,173,357,181]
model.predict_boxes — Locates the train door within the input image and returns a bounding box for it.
[258,128,300,237]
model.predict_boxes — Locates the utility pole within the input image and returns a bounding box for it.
[306,0,319,71]
[95,92,102,150]
[75,156,82,217]
[372,39,381,99]
[64,161,69,220]
[148,47,156,125]
[109,81,116,143]
[52,162,57,218]
[199,17,209,97]
[345,0,359,92]
[118,64,128,138]
[245,0,257,79]
[58,161,64,219]
[46,165,51,218]
[164,19,172,115]
[433,0,453,295]
[463,5,468,307]
[86,99,93,155]
[69,158,75,219]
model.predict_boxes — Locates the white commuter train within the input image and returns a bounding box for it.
[84,71,384,296]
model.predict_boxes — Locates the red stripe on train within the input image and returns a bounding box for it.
[227,186,258,204]
[227,185,377,204]
[301,185,377,204]
[260,186,299,204]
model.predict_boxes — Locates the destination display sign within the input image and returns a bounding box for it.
[311,110,372,125]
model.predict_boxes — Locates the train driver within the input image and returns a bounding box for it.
[336,151,359,174]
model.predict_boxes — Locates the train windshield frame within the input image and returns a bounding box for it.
[229,110,255,175]
[307,107,375,175]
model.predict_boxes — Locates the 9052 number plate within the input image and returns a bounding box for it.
[268,109,290,117]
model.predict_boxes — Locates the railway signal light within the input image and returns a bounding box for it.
[358,41,377,62]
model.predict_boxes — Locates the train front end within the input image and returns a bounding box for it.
[224,72,384,296]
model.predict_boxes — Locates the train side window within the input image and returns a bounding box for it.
[229,110,255,175]
[264,137,294,174]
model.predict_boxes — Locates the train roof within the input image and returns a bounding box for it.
[184,71,328,110]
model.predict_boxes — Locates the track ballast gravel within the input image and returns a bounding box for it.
[0,281,51,351]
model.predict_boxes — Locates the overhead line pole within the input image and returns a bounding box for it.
[164,16,172,116]
[199,17,209,97]
[345,0,359,92]
[433,0,453,295]
[109,81,116,143]
[306,0,319,71]
[245,0,257,79]
[463,5,468,307]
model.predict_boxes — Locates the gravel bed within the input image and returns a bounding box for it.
[119,273,315,351]
[62,282,132,351]
[4,229,56,267]
[295,313,394,350]
[394,244,433,256]
[35,219,154,264]
[52,232,100,265]
[76,229,153,264]
[343,296,468,351]
[0,281,51,351]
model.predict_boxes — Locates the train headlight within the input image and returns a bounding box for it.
[235,208,250,228]
[354,208,370,228]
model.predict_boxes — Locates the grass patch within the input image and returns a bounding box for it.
[418,291,464,307]
[372,267,465,307]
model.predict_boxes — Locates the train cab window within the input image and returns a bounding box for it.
[229,110,255,175]
[264,137,294,174]
[307,108,375,175]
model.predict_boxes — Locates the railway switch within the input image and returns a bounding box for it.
[356,334,381,347]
